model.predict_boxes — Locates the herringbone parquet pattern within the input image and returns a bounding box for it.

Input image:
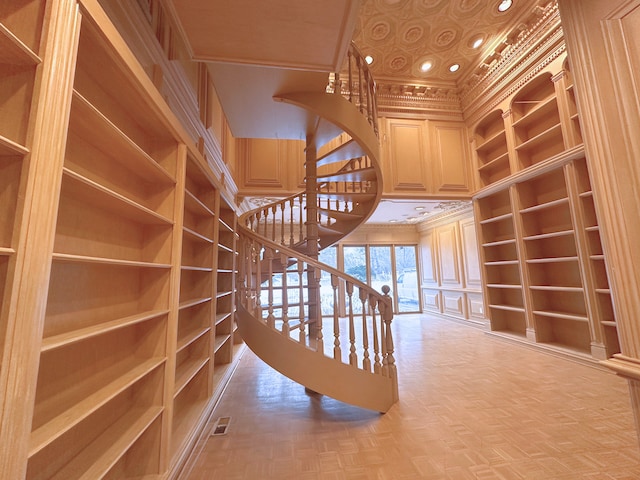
[183,314,640,479]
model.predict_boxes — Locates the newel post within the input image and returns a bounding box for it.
[381,285,399,402]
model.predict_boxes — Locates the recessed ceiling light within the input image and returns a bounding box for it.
[498,0,512,12]
[415,206,425,211]
[420,61,433,72]
[449,63,460,72]
[472,38,483,49]
[365,55,374,65]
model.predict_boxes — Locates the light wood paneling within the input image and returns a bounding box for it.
[559,0,640,438]
[242,138,286,189]
[422,289,441,312]
[384,118,428,192]
[418,209,485,324]
[442,290,465,317]
[467,292,485,321]
[419,230,437,285]
[430,121,472,194]
[437,224,461,287]
[460,216,482,288]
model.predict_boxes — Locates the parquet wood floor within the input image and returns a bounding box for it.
[183,314,640,479]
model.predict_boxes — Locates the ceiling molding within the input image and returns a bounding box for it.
[362,1,563,120]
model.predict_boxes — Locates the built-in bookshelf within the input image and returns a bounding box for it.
[515,166,591,354]
[473,70,583,190]
[471,62,618,361]
[557,60,584,149]
[28,17,180,479]
[216,200,238,365]
[474,152,619,360]
[172,155,217,461]
[511,73,565,170]
[0,0,47,379]
[568,157,619,358]
[474,110,510,188]
[0,3,243,479]
[475,187,526,336]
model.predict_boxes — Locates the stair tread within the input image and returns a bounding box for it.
[317,166,376,183]
[317,192,376,202]
[317,208,362,220]
[316,138,365,167]
[318,223,347,235]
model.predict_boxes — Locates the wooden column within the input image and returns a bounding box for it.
[304,136,322,337]
[558,0,640,443]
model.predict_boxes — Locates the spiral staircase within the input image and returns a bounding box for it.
[235,46,399,413]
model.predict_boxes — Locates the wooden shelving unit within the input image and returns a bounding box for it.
[471,64,619,362]
[515,166,591,354]
[511,74,565,170]
[0,0,47,381]
[27,17,179,478]
[475,152,619,360]
[172,155,217,462]
[0,3,244,479]
[475,187,527,336]
[474,110,510,188]
[568,157,619,358]
[215,201,238,364]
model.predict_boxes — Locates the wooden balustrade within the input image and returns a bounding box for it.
[236,228,396,379]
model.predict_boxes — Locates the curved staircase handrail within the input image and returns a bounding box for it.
[238,223,391,305]
[236,225,399,412]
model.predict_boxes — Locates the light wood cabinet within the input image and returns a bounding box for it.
[0,2,243,478]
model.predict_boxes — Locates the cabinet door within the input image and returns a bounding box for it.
[382,118,429,193]
[429,121,472,194]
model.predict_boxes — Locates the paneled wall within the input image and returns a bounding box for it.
[418,208,486,324]
[380,117,473,196]
[235,117,474,198]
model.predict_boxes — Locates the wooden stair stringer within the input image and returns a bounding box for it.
[236,304,395,413]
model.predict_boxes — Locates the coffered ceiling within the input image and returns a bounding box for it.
[352,0,546,88]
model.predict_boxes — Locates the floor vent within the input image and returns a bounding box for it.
[211,416,231,436]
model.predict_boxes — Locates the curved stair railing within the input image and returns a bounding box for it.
[236,45,398,413]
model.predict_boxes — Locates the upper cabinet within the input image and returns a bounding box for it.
[381,117,473,197]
